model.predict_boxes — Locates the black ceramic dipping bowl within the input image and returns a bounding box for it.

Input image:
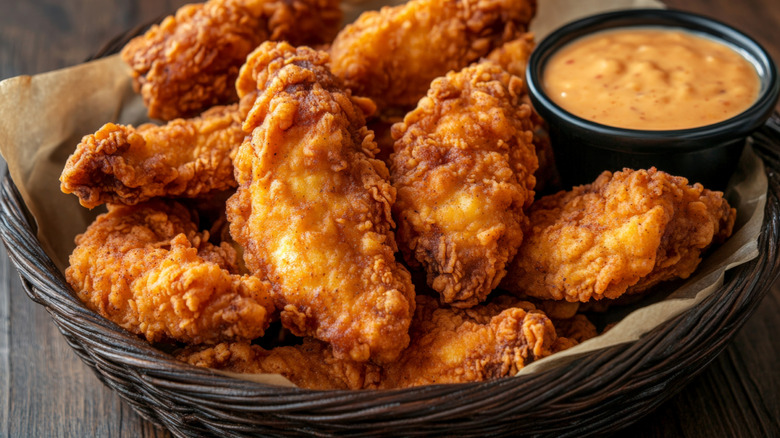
[526,9,780,190]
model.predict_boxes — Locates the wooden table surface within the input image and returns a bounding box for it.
[0,0,778,436]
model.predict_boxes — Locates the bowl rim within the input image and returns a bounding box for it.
[526,8,780,153]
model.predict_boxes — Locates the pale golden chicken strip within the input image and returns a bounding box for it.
[502,168,736,302]
[60,100,252,208]
[378,295,558,388]
[66,201,275,344]
[227,42,416,363]
[390,61,538,308]
[122,0,342,120]
[329,0,536,110]
[177,339,382,390]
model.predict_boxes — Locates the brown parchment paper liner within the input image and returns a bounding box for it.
[0,0,765,388]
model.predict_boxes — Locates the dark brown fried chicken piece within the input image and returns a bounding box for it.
[122,0,342,120]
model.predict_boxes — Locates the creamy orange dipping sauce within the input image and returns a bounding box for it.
[543,28,761,130]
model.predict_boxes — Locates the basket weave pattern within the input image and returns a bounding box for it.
[2,86,779,436]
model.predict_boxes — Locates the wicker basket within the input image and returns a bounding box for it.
[2,28,780,434]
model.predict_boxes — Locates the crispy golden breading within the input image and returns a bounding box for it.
[180,295,568,389]
[486,34,560,193]
[65,201,275,344]
[485,34,536,80]
[553,314,598,344]
[227,42,415,363]
[367,115,402,165]
[531,299,580,320]
[377,295,557,388]
[122,0,342,120]
[390,62,538,308]
[177,339,382,390]
[329,0,536,110]
[60,100,254,208]
[502,168,736,302]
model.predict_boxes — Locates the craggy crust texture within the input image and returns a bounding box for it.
[227,42,416,363]
[502,168,737,302]
[121,0,342,120]
[60,100,253,208]
[177,295,596,389]
[486,34,560,193]
[553,314,598,344]
[377,295,557,388]
[178,295,575,389]
[329,0,536,110]
[390,62,538,308]
[177,339,382,390]
[485,33,535,80]
[65,201,275,344]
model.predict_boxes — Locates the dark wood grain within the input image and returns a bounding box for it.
[0,1,778,437]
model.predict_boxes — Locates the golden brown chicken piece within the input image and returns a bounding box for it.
[390,62,538,308]
[60,100,255,208]
[486,34,561,193]
[366,115,402,165]
[502,168,737,302]
[122,0,342,120]
[378,295,558,388]
[485,33,536,80]
[180,295,570,389]
[227,42,416,363]
[329,0,536,111]
[553,314,598,344]
[66,201,275,344]
[531,299,580,320]
[177,339,382,390]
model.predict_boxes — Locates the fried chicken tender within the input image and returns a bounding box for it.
[177,339,382,390]
[366,115,402,165]
[485,33,536,80]
[502,168,737,302]
[553,314,597,344]
[531,299,580,320]
[390,62,538,308]
[378,295,558,388]
[329,0,536,110]
[60,100,253,208]
[486,34,560,193]
[122,0,342,120]
[180,295,569,389]
[65,201,274,344]
[227,42,415,363]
